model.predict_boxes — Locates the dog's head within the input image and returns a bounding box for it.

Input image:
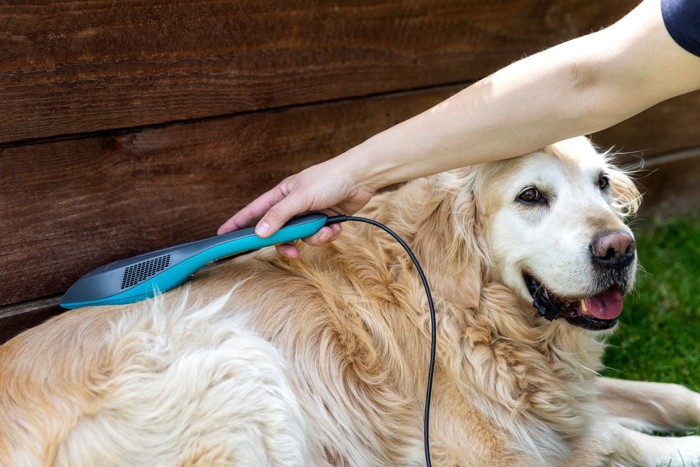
[445,137,640,331]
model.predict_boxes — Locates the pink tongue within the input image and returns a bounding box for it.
[583,289,624,320]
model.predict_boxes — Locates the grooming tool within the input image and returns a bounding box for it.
[60,213,328,309]
[60,212,437,466]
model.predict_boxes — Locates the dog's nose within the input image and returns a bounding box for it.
[590,230,636,269]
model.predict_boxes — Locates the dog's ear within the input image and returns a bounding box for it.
[607,166,642,218]
[414,170,489,307]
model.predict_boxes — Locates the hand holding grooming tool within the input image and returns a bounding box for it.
[60,213,328,309]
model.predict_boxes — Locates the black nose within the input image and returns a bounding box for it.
[590,230,636,269]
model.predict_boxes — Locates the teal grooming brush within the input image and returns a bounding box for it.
[60,213,327,309]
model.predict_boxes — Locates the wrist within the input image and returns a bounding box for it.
[343,130,417,194]
[334,140,389,195]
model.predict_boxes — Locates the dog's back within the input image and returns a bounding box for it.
[0,292,315,465]
[0,209,433,465]
[3,138,700,466]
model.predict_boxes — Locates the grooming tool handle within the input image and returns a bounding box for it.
[60,213,328,309]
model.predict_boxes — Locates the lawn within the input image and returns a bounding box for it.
[602,213,700,435]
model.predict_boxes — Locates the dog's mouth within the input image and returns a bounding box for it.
[524,275,623,331]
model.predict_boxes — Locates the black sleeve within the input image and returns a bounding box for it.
[661,0,700,57]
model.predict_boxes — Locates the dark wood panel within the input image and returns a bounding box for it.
[0,85,459,306]
[635,148,700,217]
[0,0,637,143]
[592,91,700,162]
[0,297,63,345]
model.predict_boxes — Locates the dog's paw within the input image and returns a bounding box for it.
[655,435,700,467]
[613,426,700,467]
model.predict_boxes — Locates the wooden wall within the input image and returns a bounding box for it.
[2,0,699,344]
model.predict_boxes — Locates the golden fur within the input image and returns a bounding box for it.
[1,137,699,466]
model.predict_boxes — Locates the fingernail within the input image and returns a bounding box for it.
[256,221,270,236]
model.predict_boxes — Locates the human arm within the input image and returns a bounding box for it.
[218,0,700,257]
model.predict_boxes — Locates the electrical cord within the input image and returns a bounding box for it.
[326,215,435,467]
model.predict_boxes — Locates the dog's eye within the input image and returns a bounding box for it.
[517,187,542,204]
[597,174,610,191]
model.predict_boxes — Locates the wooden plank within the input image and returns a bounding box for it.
[0,85,458,307]
[0,297,63,345]
[0,0,638,143]
[635,148,700,217]
[592,91,700,162]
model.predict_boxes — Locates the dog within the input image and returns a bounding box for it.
[1,136,699,466]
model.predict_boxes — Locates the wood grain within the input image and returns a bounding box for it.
[635,148,700,217]
[592,91,700,161]
[0,85,458,307]
[0,297,62,345]
[0,0,637,143]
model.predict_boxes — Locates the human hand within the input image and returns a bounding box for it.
[217,158,376,258]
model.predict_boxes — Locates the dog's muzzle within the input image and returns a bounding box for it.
[524,230,636,331]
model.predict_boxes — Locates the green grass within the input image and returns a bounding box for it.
[602,214,700,436]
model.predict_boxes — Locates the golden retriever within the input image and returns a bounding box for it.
[1,136,699,466]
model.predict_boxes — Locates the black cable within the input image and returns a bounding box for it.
[326,215,435,467]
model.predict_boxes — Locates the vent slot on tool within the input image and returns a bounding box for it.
[121,254,171,289]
